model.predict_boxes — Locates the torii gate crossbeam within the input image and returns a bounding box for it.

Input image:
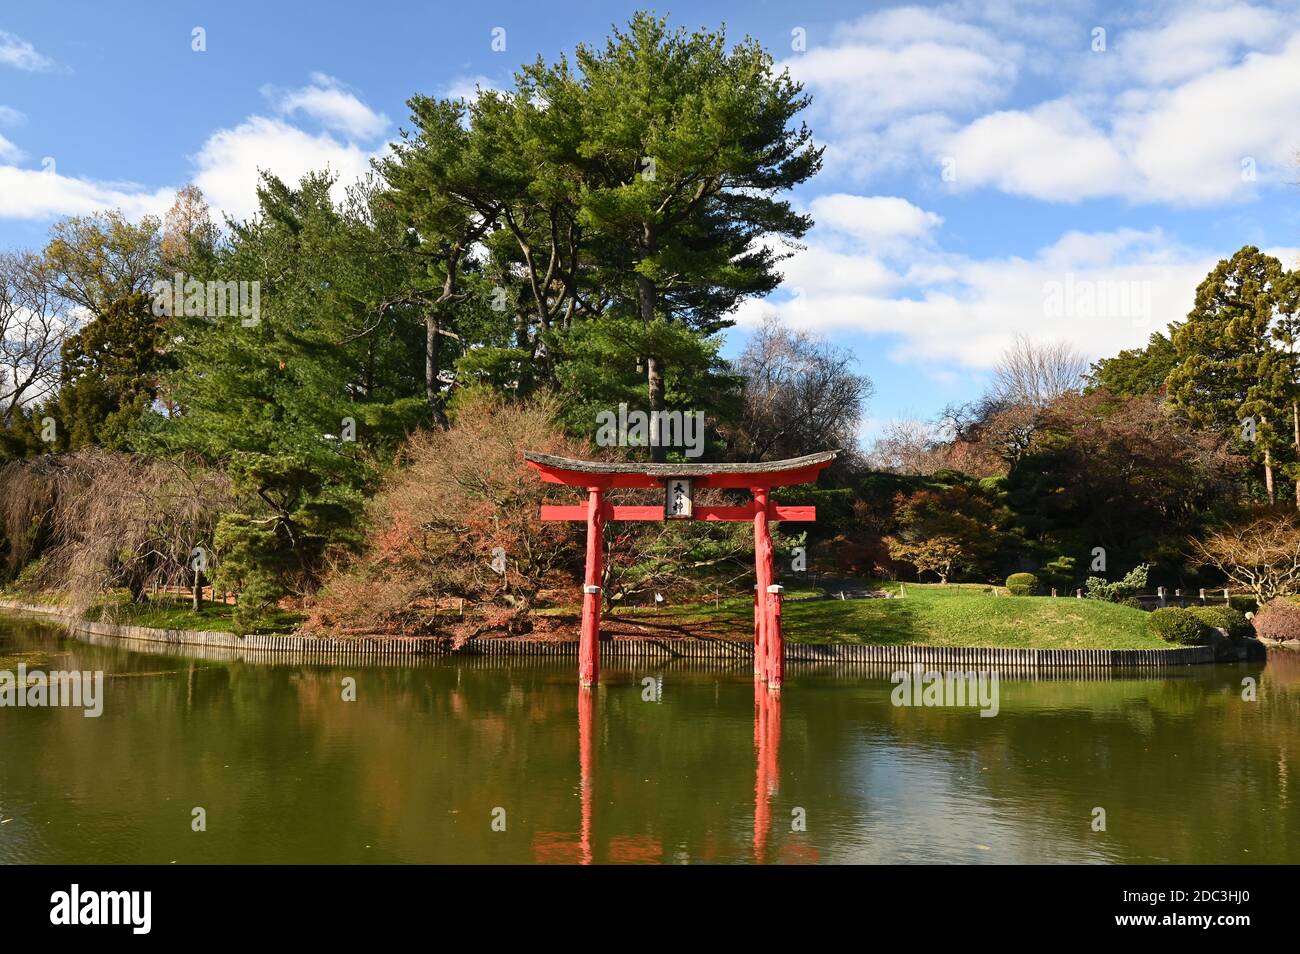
[525,450,837,691]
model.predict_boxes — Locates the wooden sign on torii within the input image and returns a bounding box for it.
[524,450,838,691]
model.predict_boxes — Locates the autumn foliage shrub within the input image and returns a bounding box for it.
[1251,597,1300,642]
[304,391,585,640]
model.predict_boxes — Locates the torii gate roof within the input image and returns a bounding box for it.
[524,450,838,489]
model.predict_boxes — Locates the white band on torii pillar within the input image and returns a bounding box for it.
[583,585,602,594]
[766,584,784,594]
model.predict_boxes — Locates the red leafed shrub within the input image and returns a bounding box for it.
[1251,597,1300,642]
[304,390,585,639]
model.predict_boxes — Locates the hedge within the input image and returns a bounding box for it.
[1186,605,1252,640]
[1005,572,1038,596]
[1147,607,1210,645]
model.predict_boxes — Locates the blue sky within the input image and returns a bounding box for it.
[3,0,1299,441]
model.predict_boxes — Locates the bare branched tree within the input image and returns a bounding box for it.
[0,450,234,614]
[866,418,949,475]
[0,454,60,577]
[990,335,1087,409]
[936,397,1038,476]
[931,337,1088,476]
[730,316,872,465]
[0,251,76,422]
[1191,512,1300,602]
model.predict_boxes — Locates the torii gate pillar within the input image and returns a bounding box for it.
[527,450,837,691]
[579,487,604,688]
[752,487,782,688]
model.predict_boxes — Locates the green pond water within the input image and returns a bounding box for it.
[1,612,1297,864]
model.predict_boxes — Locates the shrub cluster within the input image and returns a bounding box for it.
[1251,598,1300,642]
[1038,555,1076,592]
[1228,595,1259,614]
[1147,607,1210,645]
[1005,572,1038,596]
[1186,605,1252,639]
[1085,564,1150,602]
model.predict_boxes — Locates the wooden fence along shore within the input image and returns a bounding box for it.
[0,600,1216,669]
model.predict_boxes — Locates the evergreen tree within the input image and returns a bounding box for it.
[159,173,428,627]
[1085,330,1179,397]
[42,211,164,449]
[558,13,821,458]
[380,14,820,455]
[1166,247,1294,504]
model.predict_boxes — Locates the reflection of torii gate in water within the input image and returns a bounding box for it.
[525,450,838,691]
[553,681,784,864]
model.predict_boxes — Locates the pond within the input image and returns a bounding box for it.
[1,612,1297,864]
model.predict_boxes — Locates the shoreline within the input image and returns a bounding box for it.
[0,599,1224,669]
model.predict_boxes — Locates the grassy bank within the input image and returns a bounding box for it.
[3,582,1163,649]
[610,582,1165,650]
[0,589,301,635]
[96,599,301,635]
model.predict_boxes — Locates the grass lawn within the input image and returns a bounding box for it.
[97,594,302,635]
[5,581,1163,649]
[607,581,1165,650]
[0,588,301,635]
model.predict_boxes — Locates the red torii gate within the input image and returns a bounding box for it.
[525,450,837,691]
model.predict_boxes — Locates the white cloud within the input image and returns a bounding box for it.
[0,74,388,224]
[0,112,379,224]
[442,75,502,102]
[942,31,1300,204]
[0,105,24,126]
[0,164,173,220]
[0,30,54,72]
[191,115,378,222]
[263,72,389,140]
[809,194,944,245]
[790,41,1013,126]
[736,216,1244,370]
[838,5,997,47]
[1108,1,1288,86]
[786,1,1300,204]
[0,133,22,163]
[782,6,1019,182]
[1119,34,1300,203]
[940,100,1129,202]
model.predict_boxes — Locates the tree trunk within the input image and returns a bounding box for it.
[1292,400,1299,508]
[426,315,448,428]
[1264,444,1276,504]
[636,271,666,463]
[646,356,665,463]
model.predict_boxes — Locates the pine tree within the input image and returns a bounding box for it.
[1166,247,1294,504]
[559,13,821,459]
